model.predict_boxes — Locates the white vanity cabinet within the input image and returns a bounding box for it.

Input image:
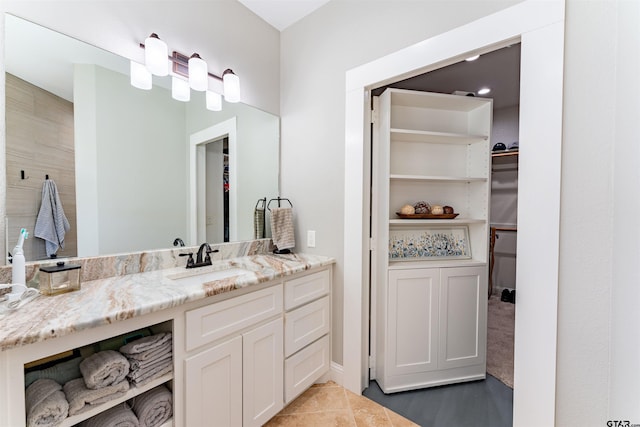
[283,269,332,403]
[373,88,491,393]
[183,284,284,427]
[0,262,333,427]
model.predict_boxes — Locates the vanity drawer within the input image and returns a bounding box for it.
[284,334,330,404]
[284,269,330,310]
[284,296,330,357]
[185,284,283,352]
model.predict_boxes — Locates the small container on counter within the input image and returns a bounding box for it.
[39,262,81,296]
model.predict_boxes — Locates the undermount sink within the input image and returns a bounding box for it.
[167,267,251,286]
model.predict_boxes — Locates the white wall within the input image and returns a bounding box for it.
[557,0,640,424]
[609,0,640,420]
[75,64,187,255]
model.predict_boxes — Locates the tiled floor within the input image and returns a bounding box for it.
[265,381,419,427]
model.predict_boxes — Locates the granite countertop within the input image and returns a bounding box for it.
[0,253,334,352]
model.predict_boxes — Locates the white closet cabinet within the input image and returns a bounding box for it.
[373,88,491,393]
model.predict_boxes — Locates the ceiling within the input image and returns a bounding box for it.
[238,0,331,31]
[373,43,521,110]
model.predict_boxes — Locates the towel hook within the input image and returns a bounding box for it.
[20,170,29,180]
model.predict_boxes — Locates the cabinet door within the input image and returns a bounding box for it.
[387,268,439,376]
[438,266,487,369]
[184,335,242,427]
[243,317,284,427]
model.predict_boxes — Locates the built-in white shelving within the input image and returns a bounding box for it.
[373,88,492,394]
[58,373,174,427]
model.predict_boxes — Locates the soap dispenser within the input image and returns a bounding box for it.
[11,228,27,285]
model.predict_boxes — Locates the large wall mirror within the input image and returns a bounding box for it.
[4,14,280,263]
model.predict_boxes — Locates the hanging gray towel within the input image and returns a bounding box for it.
[270,207,295,250]
[34,179,70,257]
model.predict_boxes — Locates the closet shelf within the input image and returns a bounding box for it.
[388,259,487,269]
[491,150,519,158]
[57,373,173,427]
[391,128,488,145]
[390,174,487,183]
[389,218,485,226]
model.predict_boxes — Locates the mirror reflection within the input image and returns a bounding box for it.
[4,14,280,263]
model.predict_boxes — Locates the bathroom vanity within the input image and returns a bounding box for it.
[0,250,334,427]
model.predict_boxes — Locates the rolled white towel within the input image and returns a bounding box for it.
[63,378,130,416]
[25,379,69,427]
[79,404,139,427]
[131,385,173,427]
[80,350,130,389]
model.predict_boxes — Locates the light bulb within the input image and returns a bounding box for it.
[130,60,152,90]
[477,87,491,95]
[188,54,208,91]
[206,91,222,111]
[145,33,168,76]
[172,76,190,102]
[465,55,480,62]
[223,69,240,103]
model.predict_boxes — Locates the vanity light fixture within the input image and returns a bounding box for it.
[144,33,168,76]
[465,54,480,61]
[132,33,242,108]
[188,53,208,91]
[130,61,152,90]
[222,69,241,103]
[172,76,190,102]
[477,87,491,95]
[206,91,222,111]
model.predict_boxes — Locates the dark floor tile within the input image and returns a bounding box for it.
[363,375,513,427]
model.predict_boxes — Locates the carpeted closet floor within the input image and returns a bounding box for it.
[486,293,515,388]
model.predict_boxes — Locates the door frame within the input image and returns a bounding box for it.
[343,1,565,426]
[189,117,237,245]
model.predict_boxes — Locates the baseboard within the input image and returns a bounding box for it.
[317,361,344,386]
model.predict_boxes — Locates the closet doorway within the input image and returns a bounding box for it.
[343,2,564,426]
[189,117,238,246]
[369,45,521,394]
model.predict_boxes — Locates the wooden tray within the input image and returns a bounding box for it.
[395,212,459,219]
